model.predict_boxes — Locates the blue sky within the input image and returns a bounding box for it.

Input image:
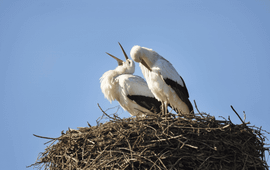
[1,0,270,169]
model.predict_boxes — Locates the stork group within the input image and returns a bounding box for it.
[100,43,193,117]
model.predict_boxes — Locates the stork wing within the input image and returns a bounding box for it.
[117,74,162,114]
[155,57,193,112]
[127,95,162,113]
[164,77,193,112]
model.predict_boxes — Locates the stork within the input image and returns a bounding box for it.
[100,43,162,117]
[130,45,193,115]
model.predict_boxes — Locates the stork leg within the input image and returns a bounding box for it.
[164,102,168,115]
[161,103,165,115]
[162,102,168,115]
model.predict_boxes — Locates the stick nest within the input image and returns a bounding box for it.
[29,106,269,170]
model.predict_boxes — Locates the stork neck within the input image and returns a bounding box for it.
[100,69,120,102]
[107,70,120,83]
[141,48,159,68]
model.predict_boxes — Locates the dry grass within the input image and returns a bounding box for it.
[28,104,269,170]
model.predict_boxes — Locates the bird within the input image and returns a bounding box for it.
[130,45,193,115]
[100,43,162,117]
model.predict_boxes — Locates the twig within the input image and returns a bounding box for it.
[97,103,120,121]
[194,100,200,113]
[87,121,91,127]
[33,134,59,140]
[150,134,183,143]
[230,105,245,125]
[243,111,246,122]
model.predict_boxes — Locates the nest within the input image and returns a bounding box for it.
[29,105,269,170]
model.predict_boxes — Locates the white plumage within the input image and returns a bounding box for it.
[100,43,162,117]
[130,45,193,115]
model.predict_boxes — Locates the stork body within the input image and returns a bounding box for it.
[130,45,193,115]
[100,44,161,117]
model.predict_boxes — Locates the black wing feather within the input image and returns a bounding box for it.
[127,95,162,114]
[164,77,193,112]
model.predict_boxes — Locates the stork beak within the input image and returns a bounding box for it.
[118,42,129,60]
[141,59,152,71]
[106,52,124,66]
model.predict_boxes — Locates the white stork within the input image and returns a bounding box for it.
[100,43,162,117]
[130,45,193,115]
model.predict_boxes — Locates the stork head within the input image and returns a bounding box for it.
[106,43,135,74]
[130,45,153,71]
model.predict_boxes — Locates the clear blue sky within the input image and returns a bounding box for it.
[1,0,270,169]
